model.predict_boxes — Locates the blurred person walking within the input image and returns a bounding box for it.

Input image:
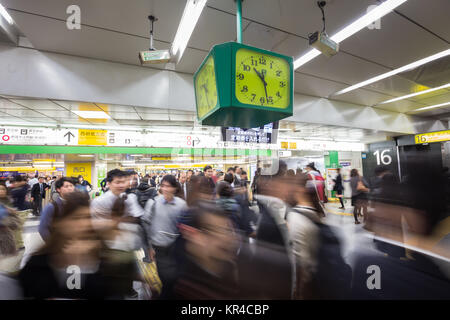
[38,177,75,242]
[30,177,49,216]
[76,175,92,194]
[10,176,30,212]
[27,174,38,189]
[333,168,345,209]
[350,169,369,224]
[170,202,240,299]
[286,174,351,299]
[141,174,187,299]
[19,192,112,299]
[90,169,147,299]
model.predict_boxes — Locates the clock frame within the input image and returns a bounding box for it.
[193,42,293,128]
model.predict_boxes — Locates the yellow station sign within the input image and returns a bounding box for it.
[415,130,450,144]
[78,129,107,145]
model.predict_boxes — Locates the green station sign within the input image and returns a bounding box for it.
[194,42,294,128]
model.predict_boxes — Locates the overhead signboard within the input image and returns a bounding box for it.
[415,130,450,144]
[78,129,107,146]
[0,127,56,145]
[221,122,278,144]
[0,125,278,150]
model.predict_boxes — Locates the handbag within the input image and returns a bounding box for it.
[135,250,162,295]
[309,173,327,216]
[357,178,368,192]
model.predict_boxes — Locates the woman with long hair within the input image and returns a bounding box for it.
[350,169,369,224]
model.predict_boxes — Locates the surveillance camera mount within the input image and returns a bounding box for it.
[317,1,327,33]
[148,15,158,51]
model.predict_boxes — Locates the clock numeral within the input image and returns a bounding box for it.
[260,97,265,104]
[259,56,266,65]
[279,81,286,88]
[270,62,273,69]
[276,91,282,98]
[251,57,258,66]
[237,73,244,80]
[276,70,282,77]
[243,64,250,71]
[241,85,248,93]
[251,94,256,102]
[267,96,274,104]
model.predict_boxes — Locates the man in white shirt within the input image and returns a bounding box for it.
[90,169,145,250]
[28,174,39,189]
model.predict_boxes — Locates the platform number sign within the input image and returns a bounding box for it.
[362,141,399,180]
[373,149,392,165]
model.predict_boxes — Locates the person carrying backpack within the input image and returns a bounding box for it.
[134,177,158,209]
[286,173,352,299]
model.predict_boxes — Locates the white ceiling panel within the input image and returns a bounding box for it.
[9,99,67,111]
[362,74,429,99]
[414,92,450,106]
[0,99,27,109]
[3,109,50,118]
[108,112,141,120]
[175,48,208,74]
[52,101,100,111]
[190,7,250,51]
[294,72,347,98]
[340,10,449,69]
[8,11,171,66]
[407,106,450,117]
[140,113,170,121]
[299,51,391,86]
[242,21,288,52]
[372,99,426,114]
[396,0,450,42]
[331,88,396,107]
[26,118,58,124]
[3,0,185,43]
[207,0,376,43]
[409,88,450,103]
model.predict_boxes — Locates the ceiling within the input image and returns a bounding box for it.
[0,95,386,143]
[1,0,449,118]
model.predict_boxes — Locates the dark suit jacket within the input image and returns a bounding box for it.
[31,183,49,200]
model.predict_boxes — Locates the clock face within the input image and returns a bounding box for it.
[235,48,290,109]
[195,55,218,119]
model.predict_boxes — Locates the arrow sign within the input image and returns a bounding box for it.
[193,137,201,147]
[64,131,75,143]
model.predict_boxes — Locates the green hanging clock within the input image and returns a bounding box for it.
[193,42,294,128]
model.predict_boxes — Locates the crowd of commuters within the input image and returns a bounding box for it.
[0,161,449,300]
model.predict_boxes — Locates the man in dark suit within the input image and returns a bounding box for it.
[31,176,49,216]
[176,171,188,200]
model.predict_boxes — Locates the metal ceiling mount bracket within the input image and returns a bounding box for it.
[148,15,158,51]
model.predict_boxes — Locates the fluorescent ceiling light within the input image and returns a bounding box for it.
[334,49,450,96]
[375,83,450,105]
[79,155,95,157]
[130,155,143,157]
[410,101,450,113]
[72,110,111,119]
[16,159,32,162]
[294,0,408,69]
[0,3,13,24]
[171,0,207,62]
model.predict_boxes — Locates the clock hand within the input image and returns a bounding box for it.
[202,85,210,107]
[261,70,269,101]
[253,67,263,81]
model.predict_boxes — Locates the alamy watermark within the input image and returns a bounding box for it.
[66,265,81,290]
[366,265,381,290]
[367,5,382,30]
[66,5,81,30]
